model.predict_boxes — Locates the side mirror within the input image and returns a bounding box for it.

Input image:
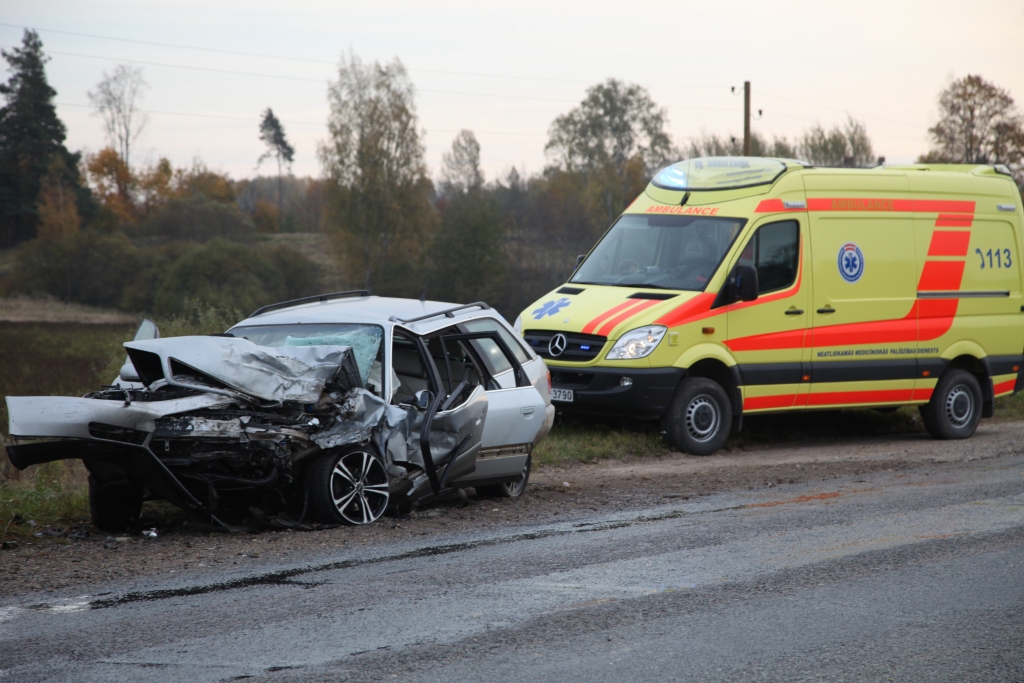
[575,254,586,270]
[414,389,433,411]
[735,264,759,302]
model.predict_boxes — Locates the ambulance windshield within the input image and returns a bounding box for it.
[571,214,745,290]
[651,157,787,191]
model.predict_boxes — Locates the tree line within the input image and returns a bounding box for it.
[1,29,1022,322]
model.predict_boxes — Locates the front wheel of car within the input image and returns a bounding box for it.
[920,369,982,440]
[88,477,143,532]
[307,447,391,525]
[477,454,532,499]
[662,377,732,456]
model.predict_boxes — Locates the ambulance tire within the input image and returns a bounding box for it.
[663,378,732,456]
[920,369,982,440]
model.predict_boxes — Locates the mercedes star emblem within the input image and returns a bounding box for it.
[548,333,568,357]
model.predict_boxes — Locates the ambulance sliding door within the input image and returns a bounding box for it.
[805,173,919,407]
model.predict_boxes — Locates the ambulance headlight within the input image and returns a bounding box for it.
[605,326,667,360]
[513,315,523,337]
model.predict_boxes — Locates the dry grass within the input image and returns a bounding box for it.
[0,294,139,324]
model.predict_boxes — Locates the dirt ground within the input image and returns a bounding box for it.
[1,421,1021,597]
[0,296,138,325]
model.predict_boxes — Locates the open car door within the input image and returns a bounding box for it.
[433,331,546,490]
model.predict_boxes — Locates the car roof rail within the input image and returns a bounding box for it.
[249,290,371,318]
[390,302,491,325]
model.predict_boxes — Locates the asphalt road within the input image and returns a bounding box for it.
[2,454,1022,682]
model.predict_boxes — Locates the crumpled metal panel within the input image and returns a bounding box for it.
[6,393,231,438]
[312,389,390,450]
[126,336,352,403]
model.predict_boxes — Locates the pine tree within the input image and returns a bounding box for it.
[0,30,87,247]
[257,108,295,226]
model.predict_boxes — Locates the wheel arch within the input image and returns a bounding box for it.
[681,357,743,432]
[944,354,994,418]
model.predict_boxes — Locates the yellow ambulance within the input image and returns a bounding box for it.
[517,157,1024,454]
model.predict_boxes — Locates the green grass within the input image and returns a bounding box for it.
[535,390,1024,468]
[0,460,91,541]
[995,389,1024,421]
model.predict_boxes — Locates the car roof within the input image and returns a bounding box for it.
[230,295,504,335]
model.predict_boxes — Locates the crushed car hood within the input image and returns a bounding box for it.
[125,336,355,403]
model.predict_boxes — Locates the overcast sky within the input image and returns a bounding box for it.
[2,0,1023,184]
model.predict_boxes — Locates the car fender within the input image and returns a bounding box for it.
[670,343,737,372]
[941,340,988,369]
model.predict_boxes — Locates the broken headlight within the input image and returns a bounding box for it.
[605,326,666,360]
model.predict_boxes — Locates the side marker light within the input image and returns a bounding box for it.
[702,327,715,334]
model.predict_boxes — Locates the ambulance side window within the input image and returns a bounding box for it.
[741,220,799,294]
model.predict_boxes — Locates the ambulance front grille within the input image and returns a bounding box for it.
[523,330,606,362]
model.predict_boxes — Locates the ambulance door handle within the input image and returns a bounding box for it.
[784,308,804,315]
[817,306,836,314]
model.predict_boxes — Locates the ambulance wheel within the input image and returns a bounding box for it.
[920,369,982,440]
[307,447,390,525]
[88,476,143,532]
[663,378,732,456]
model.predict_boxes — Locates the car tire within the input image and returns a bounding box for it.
[307,447,390,525]
[88,476,143,532]
[477,454,532,499]
[662,377,732,456]
[920,369,982,440]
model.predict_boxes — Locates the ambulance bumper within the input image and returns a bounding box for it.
[548,367,685,419]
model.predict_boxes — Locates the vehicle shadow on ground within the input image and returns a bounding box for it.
[539,406,927,467]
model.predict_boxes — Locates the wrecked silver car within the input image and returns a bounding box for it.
[5,293,555,530]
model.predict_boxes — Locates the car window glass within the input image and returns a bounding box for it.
[572,214,746,290]
[736,220,799,294]
[461,319,529,370]
[427,334,484,400]
[390,332,430,405]
[231,323,384,387]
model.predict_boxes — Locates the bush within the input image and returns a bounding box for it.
[4,232,139,307]
[136,197,257,243]
[150,239,320,316]
[4,233,322,316]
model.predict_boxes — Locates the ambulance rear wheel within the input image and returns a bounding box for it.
[663,378,732,456]
[920,369,982,440]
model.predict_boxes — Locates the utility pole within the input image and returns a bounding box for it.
[743,80,751,156]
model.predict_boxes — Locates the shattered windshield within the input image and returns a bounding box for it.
[230,323,384,386]
[572,214,745,290]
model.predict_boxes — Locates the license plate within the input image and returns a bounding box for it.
[551,388,574,402]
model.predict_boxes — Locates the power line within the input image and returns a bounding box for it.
[0,22,727,89]
[56,101,548,137]
[758,91,927,130]
[32,46,752,111]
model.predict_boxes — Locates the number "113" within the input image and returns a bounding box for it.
[976,248,1012,269]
